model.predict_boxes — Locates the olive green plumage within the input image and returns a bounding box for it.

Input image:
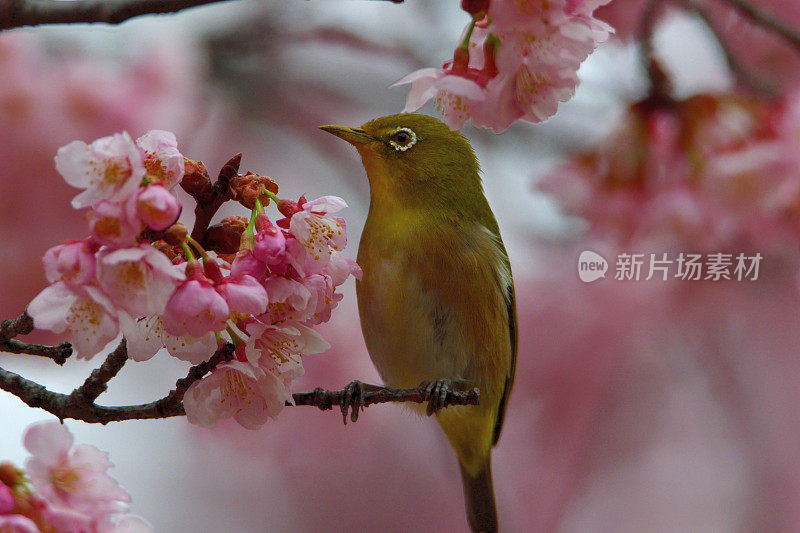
[322,113,517,533]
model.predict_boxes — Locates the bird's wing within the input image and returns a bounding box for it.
[492,275,517,446]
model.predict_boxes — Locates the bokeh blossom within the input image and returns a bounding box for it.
[397,0,613,132]
[0,421,153,532]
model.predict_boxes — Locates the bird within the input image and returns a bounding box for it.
[320,113,517,533]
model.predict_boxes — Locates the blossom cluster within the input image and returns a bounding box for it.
[27,131,360,429]
[397,0,613,132]
[1,421,150,533]
[538,92,800,252]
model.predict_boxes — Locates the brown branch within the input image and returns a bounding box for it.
[69,340,129,403]
[0,312,72,365]
[0,312,33,341]
[722,0,800,51]
[290,384,480,411]
[0,343,479,423]
[0,0,404,31]
[0,343,237,424]
[0,0,233,31]
[188,153,240,243]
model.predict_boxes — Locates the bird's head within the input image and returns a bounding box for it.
[321,113,483,212]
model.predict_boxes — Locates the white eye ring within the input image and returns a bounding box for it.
[389,127,417,151]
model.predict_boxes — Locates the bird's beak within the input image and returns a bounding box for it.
[319,125,374,146]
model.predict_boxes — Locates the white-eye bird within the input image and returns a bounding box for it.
[321,113,517,532]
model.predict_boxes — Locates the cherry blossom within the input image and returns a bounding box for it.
[135,130,184,189]
[42,240,98,287]
[162,262,229,337]
[96,245,184,317]
[55,132,145,210]
[119,313,217,364]
[27,283,119,359]
[89,198,143,249]
[182,360,292,429]
[397,0,612,132]
[23,421,130,518]
[286,196,347,276]
[135,184,182,231]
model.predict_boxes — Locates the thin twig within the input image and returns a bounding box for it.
[723,0,800,51]
[0,313,34,342]
[69,340,129,403]
[0,312,72,365]
[190,153,240,243]
[0,0,404,32]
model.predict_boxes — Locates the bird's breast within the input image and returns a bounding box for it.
[356,218,511,397]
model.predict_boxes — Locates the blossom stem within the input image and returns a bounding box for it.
[263,189,281,206]
[180,241,196,262]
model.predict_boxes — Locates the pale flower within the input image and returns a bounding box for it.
[397,0,612,132]
[27,283,119,359]
[96,245,183,317]
[89,198,142,249]
[0,515,39,533]
[135,184,181,231]
[55,132,145,209]
[23,421,130,517]
[162,262,229,337]
[182,361,291,429]
[287,196,348,276]
[42,240,98,287]
[135,130,184,189]
[245,321,329,375]
[119,313,217,364]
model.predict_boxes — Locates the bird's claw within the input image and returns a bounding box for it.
[340,380,366,425]
[422,379,453,416]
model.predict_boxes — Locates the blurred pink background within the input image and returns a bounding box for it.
[2,1,800,531]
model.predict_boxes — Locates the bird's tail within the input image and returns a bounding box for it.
[459,460,497,532]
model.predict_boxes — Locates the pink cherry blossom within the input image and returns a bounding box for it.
[0,483,13,514]
[162,262,229,337]
[23,421,130,518]
[253,218,287,267]
[135,185,181,231]
[27,283,119,359]
[119,313,217,364]
[0,515,39,533]
[215,274,268,316]
[230,249,268,280]
[42,240,98,287]
[96,245,183,317]
[287,196,347,275]
[397,0,612,132]
[55,132,145,209]
[89,198,142,249]
[96,514,154,533]
[182,360,291,429]
[135,130,184,189]
[245,321,329,372]
[261,276,313,324]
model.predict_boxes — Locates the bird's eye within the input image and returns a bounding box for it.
[388,127,417,151]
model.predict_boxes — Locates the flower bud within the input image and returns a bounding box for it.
[204,216,247,255]
[228,172,279,209]
[180,159,215,204]
[0,462,23,488]
[137,184,182,231]
[42,240,97,286]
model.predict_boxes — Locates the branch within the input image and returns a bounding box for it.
[0,340,479,423]
[722,0,800,51]
[0,312,72,365]
[0,343,236,423]
[0,0,404,31]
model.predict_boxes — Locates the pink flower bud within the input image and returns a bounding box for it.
[137,185,182,231]
[253,223,286,266]
[90,199,142,248]
[42,240,97,286]
[163,263,229,337]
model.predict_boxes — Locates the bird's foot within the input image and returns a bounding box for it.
[340,380,381,425]
[421,379,456,416]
